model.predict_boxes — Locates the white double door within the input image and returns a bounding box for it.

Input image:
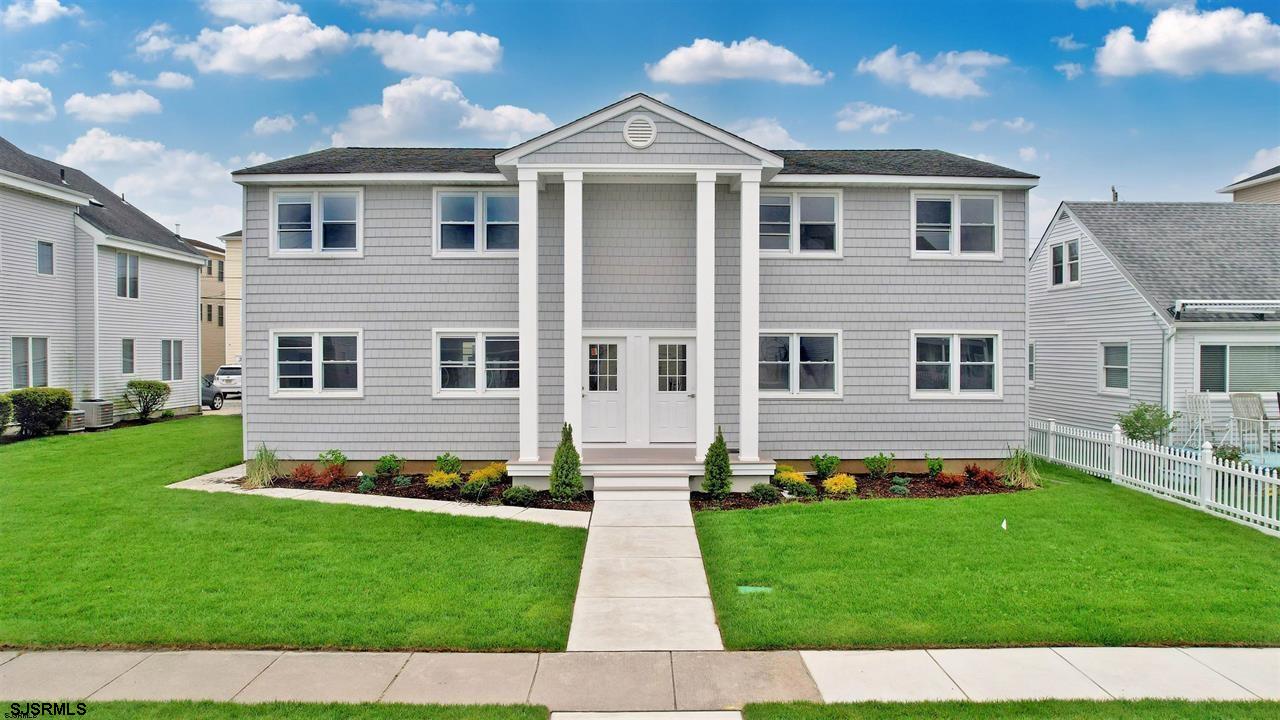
[582,336,695,445]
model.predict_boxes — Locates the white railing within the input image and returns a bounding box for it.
[1029,418,1280,537]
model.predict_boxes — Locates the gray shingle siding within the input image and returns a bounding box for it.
[524,113,756,166]
[538,184,565,448]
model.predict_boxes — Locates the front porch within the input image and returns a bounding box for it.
[508,446,775,493]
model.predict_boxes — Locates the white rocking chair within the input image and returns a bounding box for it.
[1181,392,1215,449]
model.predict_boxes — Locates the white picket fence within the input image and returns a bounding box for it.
[1029,418,1280,537]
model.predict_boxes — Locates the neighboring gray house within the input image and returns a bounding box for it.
[0,137,205,418]
[1028,201,1280,436]
[231,95,1038,487]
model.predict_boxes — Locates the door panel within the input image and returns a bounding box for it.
[583,340,625,442]
[650,340,695,443]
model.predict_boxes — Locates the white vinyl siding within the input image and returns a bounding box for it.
[269,188,363,257]
[910,191,1002,259]
[910,331,1002,399]
[758,331,841,397]
[271,330,362,398]
[434,189,519,255]
[432,330,519,397]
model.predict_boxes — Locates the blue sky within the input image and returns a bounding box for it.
[1,0,1277,241]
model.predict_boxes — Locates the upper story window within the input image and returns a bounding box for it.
[759,191,840,256]
[435,190,519,255]
[272,330,362,397]
[911,191,1001,260]
[11,336,48,388]
[910,331,1002,399]
[37,241,54,275]
[433,330,519,396]
[217,260,224,280]
[1100,342,1129,394]
[759,331,841,397]
[1050,239,1080,287]
[116,251,140,298]
[270,189,363,257]
[1199,344,1280,393]
[205,258,213,275]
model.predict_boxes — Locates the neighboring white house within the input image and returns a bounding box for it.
[231,94,1038,486]
[0,136,206,418]
[1028,200,1280,438]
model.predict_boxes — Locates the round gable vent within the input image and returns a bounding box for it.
[623,115,657,149]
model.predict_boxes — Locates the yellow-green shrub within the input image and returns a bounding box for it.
[773,464,796,479]
[470,462,508,485]
[774,470,806,486]
[823,473,858,498]
[425,470,461,489]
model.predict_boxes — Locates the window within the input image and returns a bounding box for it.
[1100,342,1129,394]
[435,190,519,254]
[1027,341,1036,385]
[36,241,53,275]
[1199,344,1280,393]
[588,343,618,392]
[911,331,1002,398]
[434,330,519,395]
[758,332,840,396]
[217,305,224,327]
[271,189,362,255]
[217,260,224,281]
[11,337,48,388]
[122,338,134,374]
[911,191,1001,259]
[205,304,213,322]
[272,331,362,396]
[205,258,213,275]
[758,191,840,255]
[161,339,183,381]
[1050,239,1080,286]
[116,252,139,298]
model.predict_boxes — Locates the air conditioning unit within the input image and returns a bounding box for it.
[78,399,116,429]
[58,409,86,433]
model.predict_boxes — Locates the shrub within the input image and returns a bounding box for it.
[773,470,808,494]
[890,484,910,496]
[810,453,841,481]
[502,484,537,507]
[393,474,413,488]
[747,483,783,504]
[937,472,965,489]
[889,475,911,488]
[435,452,463,475]
[823,473,858,498]
[1117,402,1179,443]
[0,392,11,428]
[289,463,319,484]
[1002,447,1041,489]
[925,454,944,480]
[9,387,74,437]
[863,452,894,480]
[122,380,170,422]
[773,463,796,478]
[702,427,733,500]
[963,463,981,480]
[244,443,279,489]
[357,474,376,493]
[425,470,460,489]
[374,453,405,477]
[316,464,344,488]
[460,478,490,502]
[318,449,347,471]
[549,423,583,501]
[788,481,818,499]
[470,462,508,485]
[161,409,175,419]
[1214,444,1244,463]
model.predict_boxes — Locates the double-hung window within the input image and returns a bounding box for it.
[758,332,840,396]
[217,305,224,327]
[759,191,840,255]
[1100,342,1129,394]
[911,191,1001,259]
[271,189,362,256]
[122,338,134,374]
[36,241,54,275]
[1050,238,1080,286]
[1027,341,1036,385]
[434,331,519,396]
[911,331,1002,398]
[436,190,519,255]
[161,339,183,381]
[272,331,362,396]
[116,252,140,298]
[11,337,48,388]
[1199,344,1280,393]
[217,260,224,280]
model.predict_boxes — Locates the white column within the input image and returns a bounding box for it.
[738,169,761,461]
[563,170,584,452]
[518,170,540,461]
[695,170,717,460]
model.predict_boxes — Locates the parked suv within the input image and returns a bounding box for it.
[214,365,242,396]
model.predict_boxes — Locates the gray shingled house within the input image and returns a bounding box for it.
[1029,201,1280,438]
[231,94,1039,490]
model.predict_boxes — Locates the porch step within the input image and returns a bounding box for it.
[592,473,691,491]
[593,489,690,501]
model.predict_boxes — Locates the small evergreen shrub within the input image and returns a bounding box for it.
[357,474,376,493]
[823,473,858,498]
[425,470,461,489]
[374,453,405,477]
[470,462,508,485]
[9,387,74,437]
[810,453,841,481]
[0,392,11,427]
[502,485,537,507]
[1213,444,1243,463]
[702,427,733,500]
[788,481,818,499]
[889,475,911,489]
[549,423,584,501]
[460,478,490,502]
[122,380,170,421]
[890,484,910,496]
[863,452,894,480]
[747,483,783,504]
[318,449,347,471]
[393,474,413,488]
[925,454,944,480]
[937,473,966,488]
[1117,402,1179,443]
[435,452,463,475]
[289,463,319,484]
[1001,447,1041,489]
[244,443,279,489]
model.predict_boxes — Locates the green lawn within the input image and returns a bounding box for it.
[696,461,1280,649]
[744,701,1280,720]
[48,703,545,720]
[0,416,585,651]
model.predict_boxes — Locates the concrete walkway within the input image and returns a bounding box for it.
[1,648,1275,709]
[567,499,723,651]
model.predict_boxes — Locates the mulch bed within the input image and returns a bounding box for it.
[692,472,1025,511]
[264,474,595,512]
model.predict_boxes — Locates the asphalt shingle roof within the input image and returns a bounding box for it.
[1231,163,1280,187]
[1065,201,1280,321]
[0,136,201,257]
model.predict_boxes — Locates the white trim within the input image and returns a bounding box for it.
[909,330,1004,400]
[430,328,521,398]
[1048,236,1082,289]
[268,187,364,258]
[77,217,207,267]
[269,329,364,399]
[770,174,1037,188]
[9,335,50,389]
[518,175,540,460]
[757,329,844,400]
[695,170,716,458]
[113,250,141,300]
[909,190,1003,260]
[34,239,56,277]
[738,171,761,461]
[0,169,93,206]
[431,186,520,257]
[1218,173,1279,194]
[236,172,509,185]
[563,171,584,450]
[1192,333,1280,394]
[1098,339,1131,397]
[758,189,843,258]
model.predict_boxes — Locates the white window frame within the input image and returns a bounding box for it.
[116,251,140,299]
[909,330,1004,400]
[1049,238,1081,288]
[758,190,842,258]
[36,240,54,276]
[1098,340,1130,396]
[11,336,48,389]
[1194,337,1280,394]
[1027,340,1036,386]
[909,190,1003,260]
[431,328,520,397]
[432,188,520,257]
[268,188,364,258]
[122,338,135,375]
[269,329,364,398]
[758,329,843,399]
[161,339,184,381]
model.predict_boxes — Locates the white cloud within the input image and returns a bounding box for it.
[1,0,81,29]
[969,119,995,131]
[0,76,55,121]
[301,112,317,123]
[728,118,804,148]
[331,75,554,146]
[1018,146,1039,162]
[109,70,194,90]
[1003,117,1035,133]
[253,114,296,135]
[1052,34,1086,50]
[835,101,911,134]
[231,151,274,167]
[57,128,241,242]
[174,14,350,79]
[135,23,176,58]
[1076,0,1189,10]
[347,0,473,17]
[1096,7,1280,78]
[203,0,299,24]
[18,53,60,75]
[64,89,162,122]
[857,46,1010,98]
[646,37,831,85]
[356,29,502,75]
[1056,62,1086,79]
[1234,146,1280,181]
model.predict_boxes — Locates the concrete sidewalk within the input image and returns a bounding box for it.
[1,648,1275,710]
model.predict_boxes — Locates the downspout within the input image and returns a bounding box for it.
[1160,317,1176,414]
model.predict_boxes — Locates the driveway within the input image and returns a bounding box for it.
[204,398,241,416]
